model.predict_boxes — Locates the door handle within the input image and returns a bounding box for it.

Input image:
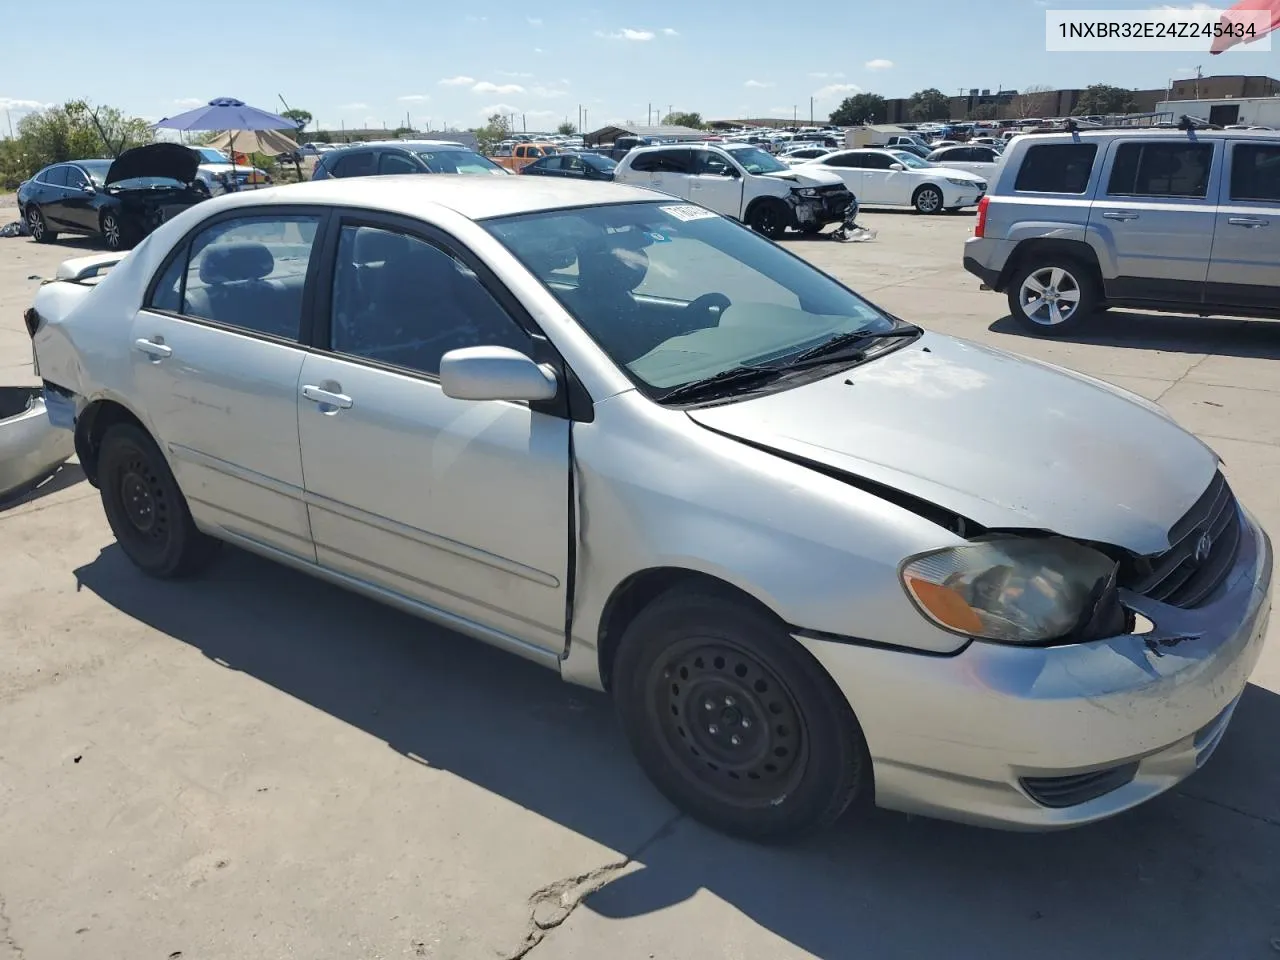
[1228,216,1270,228]
[1102,211,1140,221]
[301,384,353,409]
[133,338,172,360]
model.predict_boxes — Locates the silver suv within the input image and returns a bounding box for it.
[964,128,1280,336]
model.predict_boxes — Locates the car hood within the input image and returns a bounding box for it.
[106,143,200,186]
[685,334,1218,555]
[760,167,844,188]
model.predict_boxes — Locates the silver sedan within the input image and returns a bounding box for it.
[27,176,1272,840]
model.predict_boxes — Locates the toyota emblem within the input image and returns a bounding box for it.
[1193,532,1213,565]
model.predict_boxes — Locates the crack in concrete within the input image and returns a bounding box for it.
[504,813,683,960]
[1154,352,1213,404]
[1175,789,1280,829]
[0,893,26,960]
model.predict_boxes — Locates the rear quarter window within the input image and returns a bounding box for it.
[1013,143,1098,194]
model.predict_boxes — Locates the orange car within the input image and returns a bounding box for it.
[490,142,559,172]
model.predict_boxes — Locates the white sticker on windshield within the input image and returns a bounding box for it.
[659,204,717,222]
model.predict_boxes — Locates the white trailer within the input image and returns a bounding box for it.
[1155,96,1280,128]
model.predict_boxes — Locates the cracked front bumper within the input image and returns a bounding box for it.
[798,506,1272,830]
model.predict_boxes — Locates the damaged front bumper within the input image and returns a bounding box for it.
[788,187,856,229]
[0,386,74,501]
[798,505,1273,830]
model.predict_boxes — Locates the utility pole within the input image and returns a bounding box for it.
[810,97,814,124]
[5,109,12,139]
[1195,65,1202,99]
[793,105,797,123]
[648,102,652,125]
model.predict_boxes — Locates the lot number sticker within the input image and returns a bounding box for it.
[660,204,717,222]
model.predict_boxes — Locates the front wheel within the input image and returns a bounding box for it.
[913,185,944,215]
[747,200,788,240]
[100,211,137,251]
[612,588,869,842]
[1006,258,1099,337]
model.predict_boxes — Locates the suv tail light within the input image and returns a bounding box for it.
[974,195,990,238]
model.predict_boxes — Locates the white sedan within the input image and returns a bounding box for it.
[925,144,1004,178]
[798,148,988,214]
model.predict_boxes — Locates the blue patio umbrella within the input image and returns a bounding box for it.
[153,97,302,187]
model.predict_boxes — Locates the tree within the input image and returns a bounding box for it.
[908,88,951,122]
[1012,84,1055,118]
[828,93,887,126]
[1072,84,1136,117]
[281,108,312,131]
[968,103,998,121]
[474,113,511,153]
[556,121,576,136]
[662,111,703,129]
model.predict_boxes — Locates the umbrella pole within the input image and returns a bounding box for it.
[229,131,238,192]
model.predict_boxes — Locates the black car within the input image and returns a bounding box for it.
[17,144,208,251]
[312,140,509,180]
[520,152,617,181]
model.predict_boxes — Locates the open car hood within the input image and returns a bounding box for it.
[106,143,200,186]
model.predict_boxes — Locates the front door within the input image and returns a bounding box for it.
[1207,140,1280,310]
[130,210,324,560]
[297,217,571,654]
[1089,138,1220,303]
[857,152,898,204]
[688,149,745,217]
[60,165,100,231]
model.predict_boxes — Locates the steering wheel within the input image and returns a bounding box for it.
[686,292,732,327]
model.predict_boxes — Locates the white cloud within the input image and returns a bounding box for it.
[473,81,526,95]
[662,27,679,35]
[597,27,655,40]
[527,16,543,25]
[865,59,894,71]
[744,80,775,89]
[439,75,476,86]
[479,103,522,117]
[397,94,430,102]
[809,71,845,79]
[814,83,861,99]
[337,102,368,111]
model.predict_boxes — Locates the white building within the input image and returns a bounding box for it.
[1156,96,1280,127]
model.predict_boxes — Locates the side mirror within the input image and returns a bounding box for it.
[440,346,559,403]
[81,183,96,194]
[889,163,905,171]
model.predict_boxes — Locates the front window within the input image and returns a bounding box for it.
[888,151,929,169]
[485,202,897,397]
[197,147,230,164]
[722,146,788,174]
[416,149,505,174]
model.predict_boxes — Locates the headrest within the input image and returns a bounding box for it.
[199,241,275,284]
[577,242,648,294]
[354,228,411,265]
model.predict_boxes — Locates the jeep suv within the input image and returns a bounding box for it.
[964,129,1280,336]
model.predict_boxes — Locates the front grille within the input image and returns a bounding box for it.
[1021,763,1139,808]
[1120,471,1241,608]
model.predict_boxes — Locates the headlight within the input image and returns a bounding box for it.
[793,187,820,198]
[900,537,1120,644]
[945,177,971,186]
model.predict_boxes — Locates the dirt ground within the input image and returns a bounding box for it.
[1,210,1278,960]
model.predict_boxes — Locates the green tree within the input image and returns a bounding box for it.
[967,103,998,121]
[909,88,951,122]
[474,113,511,153]
[4,99,153,181]
[556,121,576,136]
[828,94,887,126]
[662,111,704,129]
[281,108,312,131]
[1072,84,1136,116]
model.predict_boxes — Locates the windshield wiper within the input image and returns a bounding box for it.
[656,364,788,404]
[783,324,922,367]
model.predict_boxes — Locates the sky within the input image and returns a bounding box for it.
[1,0,1273,134]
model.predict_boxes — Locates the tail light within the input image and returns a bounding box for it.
[974,195,990,238]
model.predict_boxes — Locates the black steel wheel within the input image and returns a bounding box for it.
[27,204,55,243]
[747,200,788,240]
[613,587,869,842]
[98,423,220,578]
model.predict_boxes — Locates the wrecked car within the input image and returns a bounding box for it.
[16,144,209,251]
[26,176,1273,841]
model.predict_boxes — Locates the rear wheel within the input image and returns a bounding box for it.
[1006,258,1099,337]
[27,205,55,243]
[98,423,220,578]
[612,587,869,842]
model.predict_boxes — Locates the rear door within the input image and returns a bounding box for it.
[631,149,695,199]
[815,152,867,199]
[1089,138,1220,303]
[1206,140,1280,310]
[39,165,75,229]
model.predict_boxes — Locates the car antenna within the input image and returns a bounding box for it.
[1063,118,1081,142]
[1178,114,1200,139]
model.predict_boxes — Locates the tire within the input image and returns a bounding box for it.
[747,200,788,240]
[97,423,220,578]
[912,185,944,215]
[612,587,870,842]
[26,204,56,243]
[1006,257,1099,337]
[100,211,134,252]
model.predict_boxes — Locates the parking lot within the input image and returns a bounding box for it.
[1,208,1278,960]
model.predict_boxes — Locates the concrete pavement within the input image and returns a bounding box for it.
[1,211,1277,959]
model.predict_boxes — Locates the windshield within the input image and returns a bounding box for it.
[485,201,895,396]
[80,160,113,185]
[723,146,788,175]
[197,147,230,164]
[889,151,930,168]
[416,149,505,174]
[584,154,618,171]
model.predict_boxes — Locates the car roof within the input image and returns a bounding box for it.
[329,139,469,152]
[202,174,660,220]
[1010,128,1280,144]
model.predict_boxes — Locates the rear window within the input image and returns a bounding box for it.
[629,150,692,174]
[1229,143,1280,203]
[1107,142,1213,199]
[1013,143,1097,194]
[332,151,375,178]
